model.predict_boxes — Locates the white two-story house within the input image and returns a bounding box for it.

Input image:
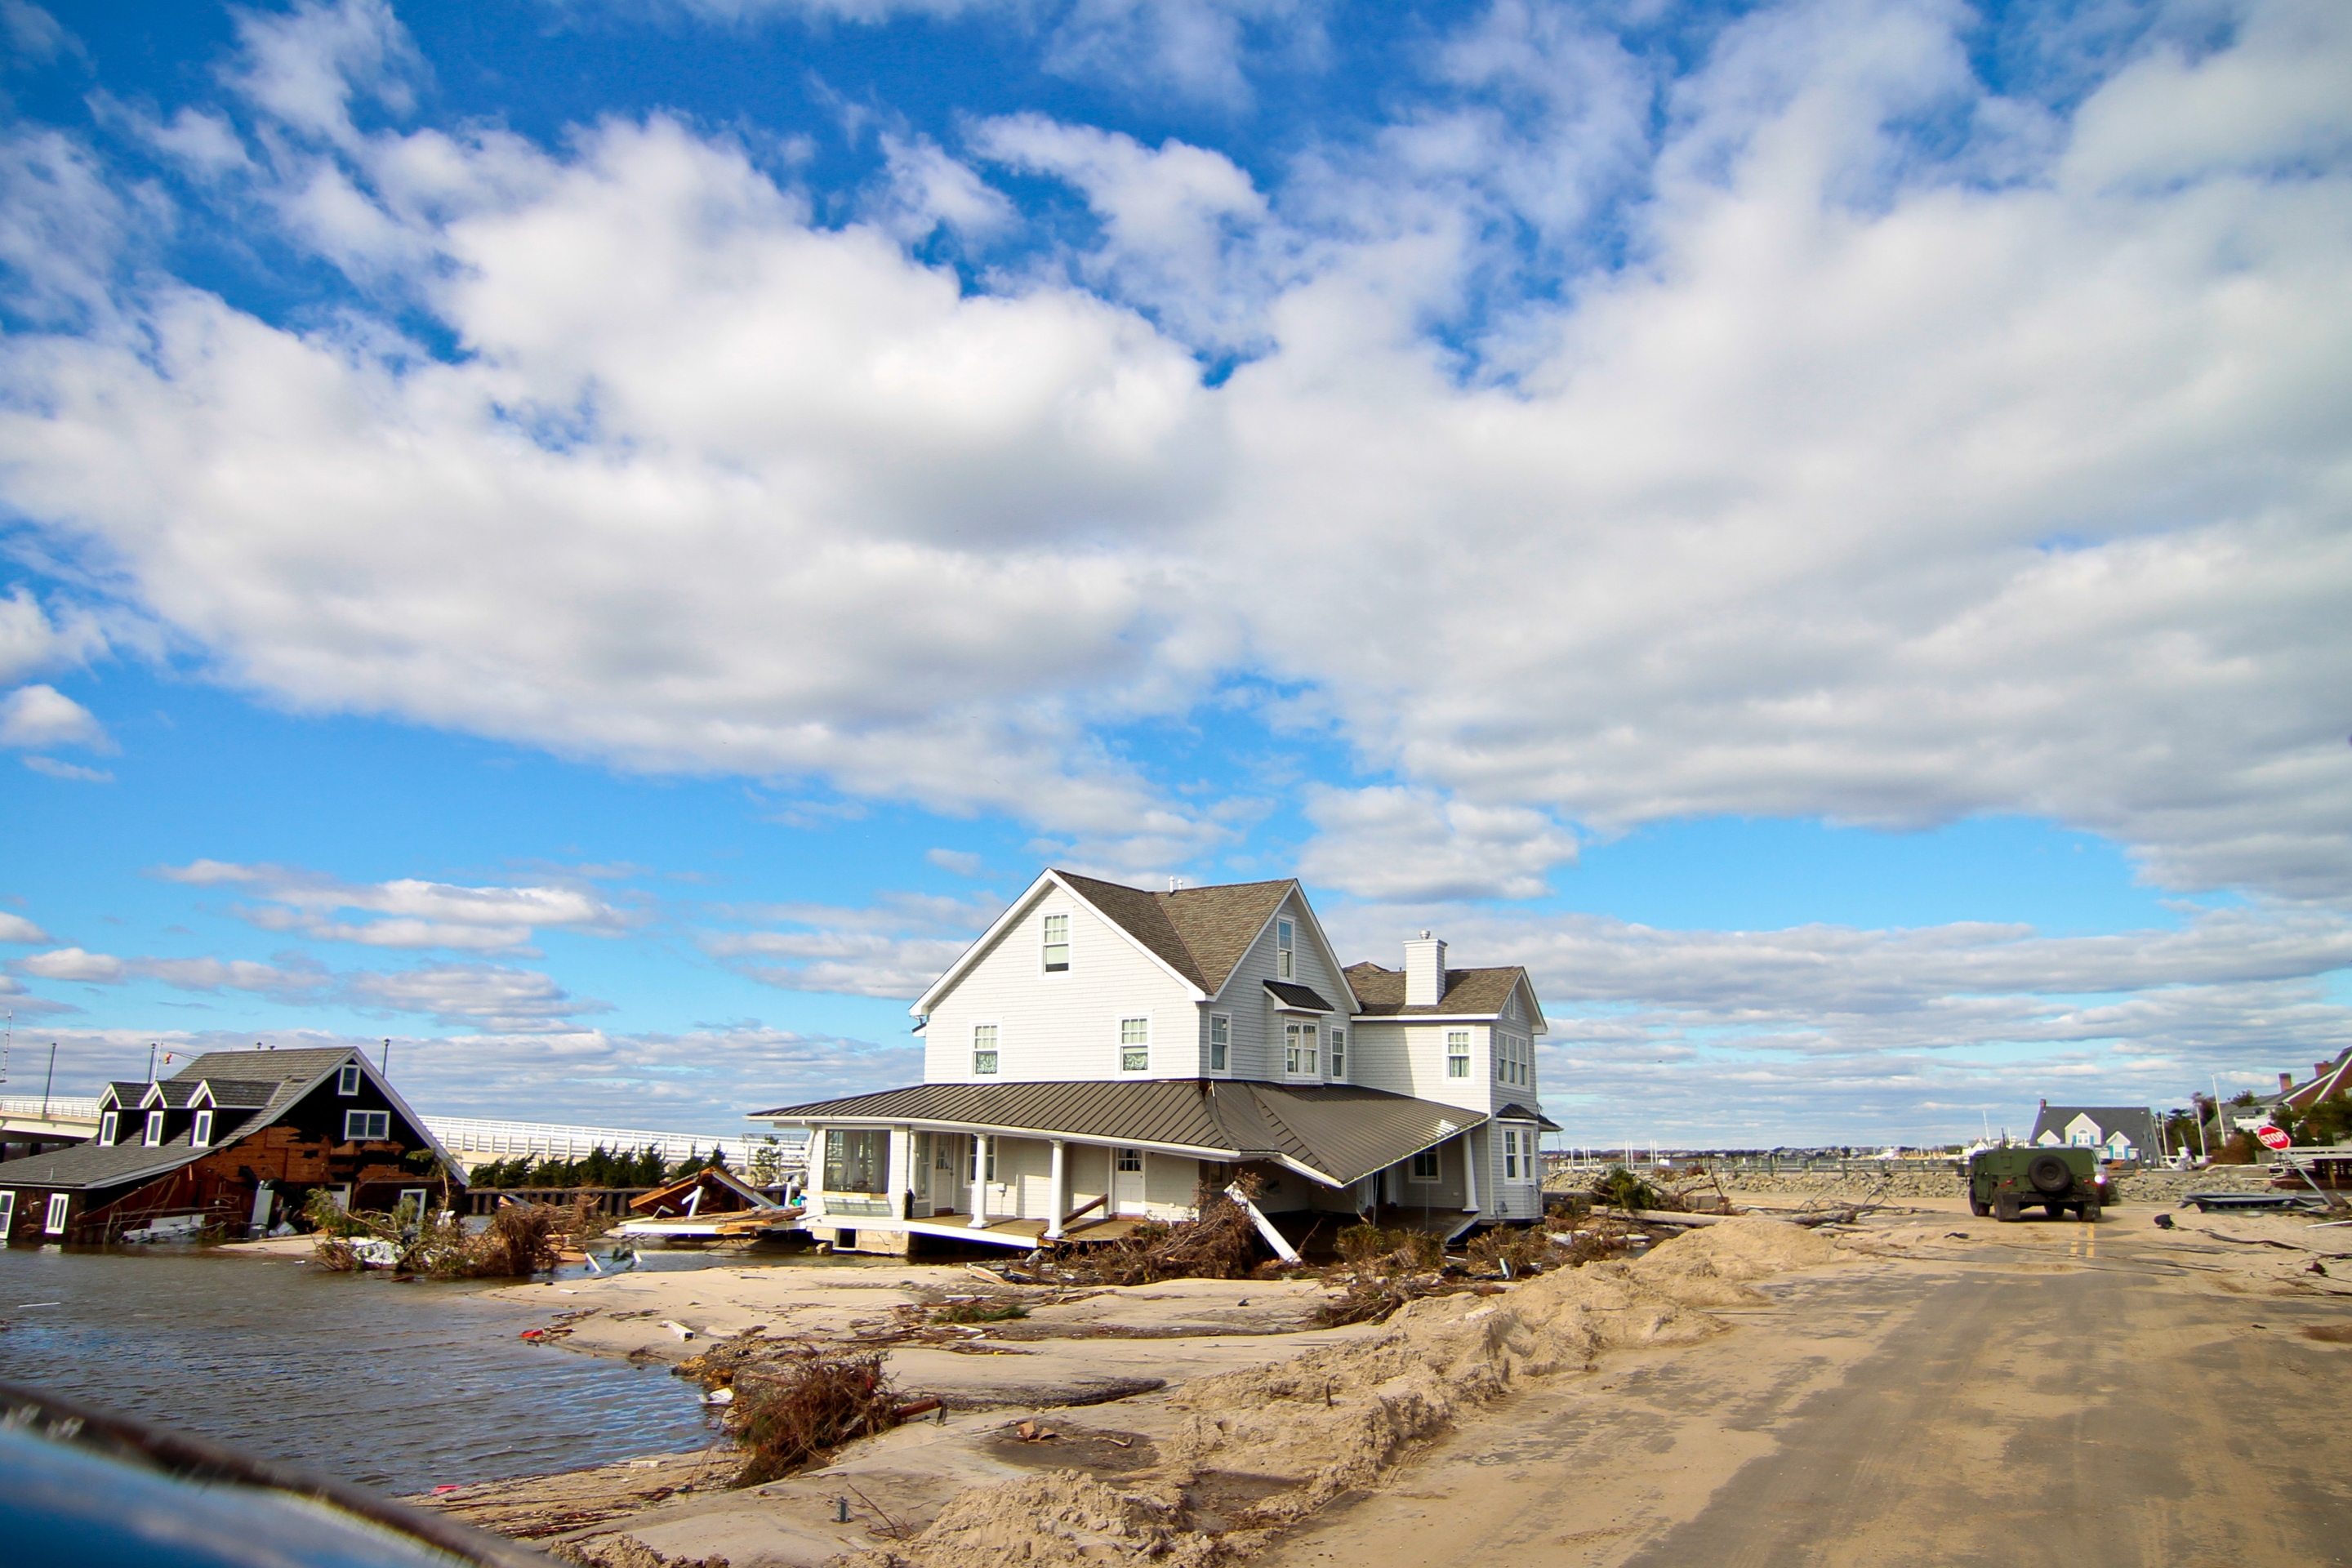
[757,869,1552,1254]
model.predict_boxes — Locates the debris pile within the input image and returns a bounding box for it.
[728,1347,906,1487]
[837,1472,1219,1568]
[310,1197,568,1278]
[548,1535,730,1568]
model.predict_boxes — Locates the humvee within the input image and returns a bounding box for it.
[1966,1146,2105,1222]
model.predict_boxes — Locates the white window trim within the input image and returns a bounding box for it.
[1445,1029,1471,1080]
[1329,1027,1346,1082]
[1117,1014,1151,1073]
[1282,1019,1320,1080]
[145,1109,166,1147]
[99,1110,118,1147]
[1207,1013,1231,1074]
[45,1192,70,1234]
[1276,918,1295,982]
[336,1064,361,1096]
[345,1109,390,1142]
[971,1019,1001,1077]
[0,1190,15,1230]
[1041,911,1071,975]
[1409,1147,1441,1183]
[193,1109,214,1147]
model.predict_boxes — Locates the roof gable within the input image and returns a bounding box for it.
[1345,962,1544,1027]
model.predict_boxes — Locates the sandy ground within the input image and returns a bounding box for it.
[393,1196,2350,1566]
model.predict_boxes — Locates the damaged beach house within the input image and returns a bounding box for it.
[0,1047,460,1245]
[758,870,1556,1256]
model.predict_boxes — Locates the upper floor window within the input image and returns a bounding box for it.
[336,1064,361,1095]
[345,1110,390,1142]
[1276,919,1295,980]
[1446,1030,1470,1079]
[145,1109,166,1147]
[1209,1013,1230,1071]
[1042,913,1070,973]
[1285,1021,1317,1076]
[973,1023,1000,1076]
[99,1111,118,1147]
[1330,1029,1346,1080]
[193,1109,214,1147]
[1119,1017,1149,1072]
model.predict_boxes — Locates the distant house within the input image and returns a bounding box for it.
[0,1048,459,1246]
[758,869,1557,1254]
[2029,1102,2158,1163]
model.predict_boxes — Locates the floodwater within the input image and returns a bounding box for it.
[0,1245,715,1492]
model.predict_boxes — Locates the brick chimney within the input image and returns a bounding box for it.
[1403,932,1447,1006]
[2281,1072,2295,1094]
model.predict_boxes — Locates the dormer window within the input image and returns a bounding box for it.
[1276,920,1294,980]
[336,1064,361,1095]
[145,1110,166,1147]
[193,1109,214,1147]
[99,1111,118,1147]
[1042,914,1070,973]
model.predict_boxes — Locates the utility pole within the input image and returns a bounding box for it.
[381,1037,391,1076]
[148,1042,158,1083]
[42,1041,56,1118]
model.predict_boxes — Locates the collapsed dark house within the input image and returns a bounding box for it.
[0,1047,461,1246]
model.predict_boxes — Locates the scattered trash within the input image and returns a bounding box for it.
[520,1329,548,1342]
[1011,1420,1058,1442]
[2154,1214,2176,1230]
[663,1321,697,1341]
[705,1388,736,1405]
[431,1485,462,1494]
[1944,1232,1970,1240]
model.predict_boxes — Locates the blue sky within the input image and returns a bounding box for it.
[2,0,2348,1144]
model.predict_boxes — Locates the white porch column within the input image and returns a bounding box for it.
[1460,1129,1481,1213]
[1045,1139,1068,1240]
[969,1134,991,1228]
[804,1125,825,1220]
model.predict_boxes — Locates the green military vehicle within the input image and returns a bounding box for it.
[1966,1145,2106,1222]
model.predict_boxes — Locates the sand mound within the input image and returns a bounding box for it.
[1158,1261,1721,1522]
[837,1472,1219,1568]
[550,1536,728,1568]
[1629,1218,1839,1303]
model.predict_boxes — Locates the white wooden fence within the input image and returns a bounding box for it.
[423,1116,807,1169]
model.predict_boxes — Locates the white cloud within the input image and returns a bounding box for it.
[872,134,1015,243]
[156,860,634,951]
[0,586,107,684]
[702,889,1003,997]
[925,848,987,876]
[0,912,51,942]
[1299,784,1577,900]
[15,946,127,982]
[0,0,2348,906]
[0,684,109,751]
[21,755,113,782]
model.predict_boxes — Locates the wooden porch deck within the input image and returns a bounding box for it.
[840,1212,1161,1249]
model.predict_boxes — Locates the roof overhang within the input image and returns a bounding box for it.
[912,870,1211,1015]
[1263,982,1334,1014]
[781,1109,1245,1167]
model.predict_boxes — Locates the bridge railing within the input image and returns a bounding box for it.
[422,1116,807,1169]
[0,1096,100,1123]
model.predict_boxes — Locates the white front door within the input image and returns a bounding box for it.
[911,1132,933,1214]
[1112,1147,1147,1215]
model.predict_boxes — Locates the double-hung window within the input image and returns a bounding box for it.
[1446,1030,1470,1079]
[1503,1129,1521,1179]
[1410,1147,1441,1182]
[972,1024,1000,1076]
[193,1109,214,1147]
[1328,1029,1345,1080]
[1276,919,1295,980]
[145,1110,166,1147]
[1042,914,1070,973]
[345,1110,390,1142]
[44,1193,69,1234]
[98,1111,118,1147]
[1285,1021,1316,1076]
[1208,1014,1230,1071]
[1119,1017,1149,1072]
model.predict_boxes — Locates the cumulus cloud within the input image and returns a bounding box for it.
[702,889,1004,998]
[0,684,109,751]
[0,586,107,685]
[0,911,51,943]
[1298,784,1577,900]
[0,0,2346,910]
[4,942,608,1031]
[156,860,635,951]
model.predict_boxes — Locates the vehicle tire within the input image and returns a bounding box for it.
[1969,1193,1991,1218]
[2081,1202,2100,1223]
[2027,1154,2074,1196]
[1995,1195,2020,1223]
[2045,1203,2065,1220]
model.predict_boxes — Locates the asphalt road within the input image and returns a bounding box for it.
[1264,1214,2352,1568]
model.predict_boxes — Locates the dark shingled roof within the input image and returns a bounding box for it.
[169,1048,355,1085]
[191,1078,287,1109]
[2029,1105,2159,1154]
[1344,962,1529,1018]
[99,1081,149,1109]
[755,1078,1485,1188]
[1263,981,1334,1012]
[1054,871,1296,996]
[0,1132,209,1193]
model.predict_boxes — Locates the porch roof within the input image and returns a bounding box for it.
[756,1078,1486,1189]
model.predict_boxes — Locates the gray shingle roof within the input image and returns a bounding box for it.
[2029,1105,2158,1152]
[1345,962,1527,1018]
[0,1133,207,1193]
[191,1078,283,1109]
[169,1048,354,1086]
[99,1081,149,1109]
[755,1078,1486,1187]
[1055,871,1296,996]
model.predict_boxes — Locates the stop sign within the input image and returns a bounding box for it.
[2256,1124,2293,1151]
